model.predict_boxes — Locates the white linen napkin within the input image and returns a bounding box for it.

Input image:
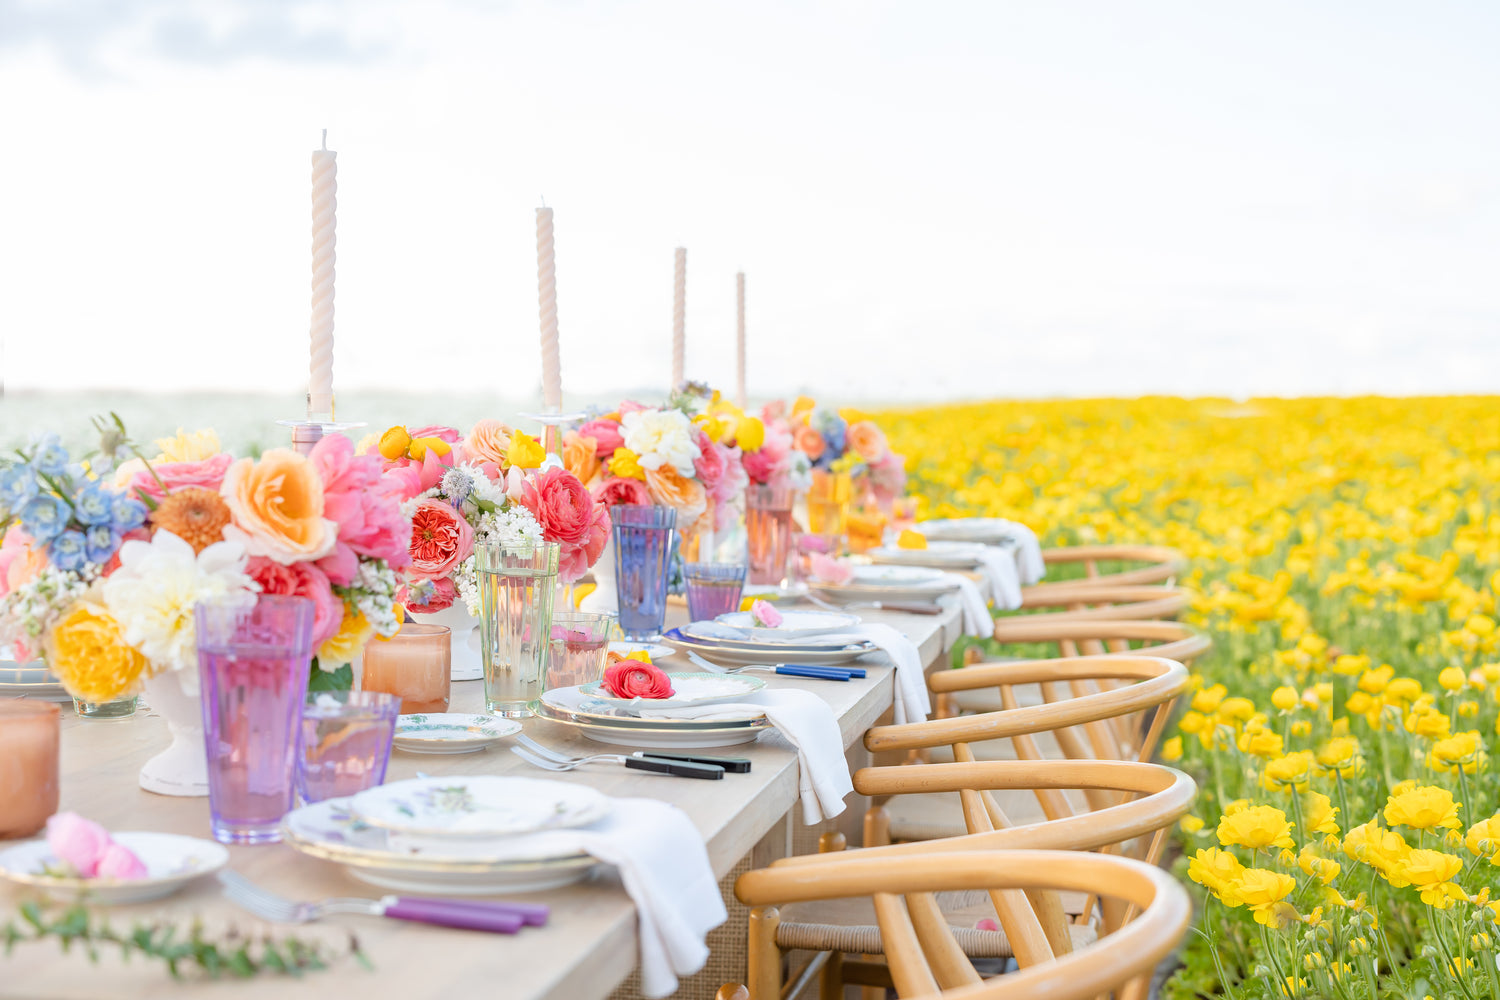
[993,519,1046,585]
[640,689,854,825]
[942,573,993,637]
[836,623,929,726]
[486,799,726,999]
[975,546,1023,611]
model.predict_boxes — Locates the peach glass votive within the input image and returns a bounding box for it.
[0,700,60,838]
[361,623,451,714]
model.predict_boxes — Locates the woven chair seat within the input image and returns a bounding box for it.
[775,891,1098,956]
[884,784,1091,843]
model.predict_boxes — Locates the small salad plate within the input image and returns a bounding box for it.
[393,714,522,755]
[349,776,611,840]
[0,832,228,904]
[579,671,766,709]
[607,641,676,661]
[714,609,860,639]
[869,541,991,569]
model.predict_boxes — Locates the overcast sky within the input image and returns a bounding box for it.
[1,0,1497,403]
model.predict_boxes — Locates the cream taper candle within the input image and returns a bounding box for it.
[671,247,686,389]
[308,129,337,421]
[537,207,561,410]
[735,271,746,408]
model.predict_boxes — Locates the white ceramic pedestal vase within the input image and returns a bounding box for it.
[577,538,618,615]
[138,671,209,797]
[410,604,484,681]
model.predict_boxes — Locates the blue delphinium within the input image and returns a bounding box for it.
[0,466,38,513]
[30,434,70,477]
[84,524,122,565]
[111,493,148,532]
[821,417,847,464]
[49,529,88,572]
[21,495,70,543]
[74,483,116,526]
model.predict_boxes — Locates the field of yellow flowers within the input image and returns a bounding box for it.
[868,396,1500,1000]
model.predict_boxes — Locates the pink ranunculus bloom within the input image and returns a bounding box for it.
[407,498,475,580]
[247,557,345,650]
[616,400,649,415]
[309,434,412,582]
[95,842,149,880]
[407,425,462,444]
[869,449,909,507]
[691,430,726,494]
[125,453,234,505]
[810,552,854,586]
[46,812,113,878]
[742,421,793,487]
[404,575,458,614]
[705,444,748,532]
[761,400,788,422]
[750,599,783,628]
[518,468,609,583]
[577,418,625,458]
[593,476,651,508]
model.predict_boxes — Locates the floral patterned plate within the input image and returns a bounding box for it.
[349,776,611,839]
[392,713,522,755]
[0,832,228,904]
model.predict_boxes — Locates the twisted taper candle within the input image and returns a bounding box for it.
[672,247,686,389]
[735,271,746,408]
[308,130,337,420]
[537,207,561,410]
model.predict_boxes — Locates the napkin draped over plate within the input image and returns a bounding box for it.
[942,573,995,637]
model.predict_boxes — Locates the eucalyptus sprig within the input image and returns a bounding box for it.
[1,900,370,980]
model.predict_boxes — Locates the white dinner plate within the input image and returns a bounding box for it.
[714,609,861,639]
[532,701,771,748]
[811,566,956,602]
[579,672,766,709]
[662,629,877,666]
[350,776,611,840]
[0,832,228,904]
[392,713,522,754]
[282,799,597,895]
[869,541,990,569]
[541,686,767,727]
[917,519,1023,545]
[607,641,676,661]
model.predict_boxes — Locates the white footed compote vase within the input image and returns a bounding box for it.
[139,671,209,797]
[410,604,484,681]
[577,539,619,615]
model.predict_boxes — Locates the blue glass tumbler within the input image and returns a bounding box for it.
[612,505,677,641]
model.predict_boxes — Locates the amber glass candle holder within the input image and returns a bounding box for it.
[362,623,451,714]
[0,700,60,838]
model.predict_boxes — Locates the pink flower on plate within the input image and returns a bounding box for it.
[309,434,412,583]
[121,453,234,505]
[578,418,625,458]
[517,468,609,583]
[95,842,149,880]
[407,499,475,581]
[750,599,783,628]
[247,557,344,650]
[809,553,854,586]
[46,813,113,878]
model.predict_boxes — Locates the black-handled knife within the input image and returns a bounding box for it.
[635,752,752,773]
[623,756,725,779]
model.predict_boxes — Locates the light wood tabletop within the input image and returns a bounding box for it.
[0,601,966,1000]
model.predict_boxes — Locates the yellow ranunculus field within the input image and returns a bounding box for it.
[871,396,1500,1000]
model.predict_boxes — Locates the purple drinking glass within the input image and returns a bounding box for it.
[611,505,677,642]
[196,594,316,844]
[683,562,748,621]
[297,691,401,804]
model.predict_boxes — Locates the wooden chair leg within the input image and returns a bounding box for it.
[747,906,781,1000]
[864,805,891,847]
[819,950,844,1000]
[818,831,846,853]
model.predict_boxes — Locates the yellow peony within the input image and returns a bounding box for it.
[1384,785,1462,831]
[220,449,337,564]
[1217,805,1295,850]
[318,604,375,665]
[45,601,150,703]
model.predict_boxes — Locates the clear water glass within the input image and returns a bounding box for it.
[746,484,796,585]
[477,541,560,717]
[297,691,401,804]
[545,612,614,689]
[195,594,315,845]
[611,505,677,641]
[683,562,748,621]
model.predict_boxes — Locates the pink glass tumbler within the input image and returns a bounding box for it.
[196,594,316,845]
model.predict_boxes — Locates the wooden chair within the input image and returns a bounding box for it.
[995,585,1192,627]
[1026,544,1186,596]
[717,849,1191,1000]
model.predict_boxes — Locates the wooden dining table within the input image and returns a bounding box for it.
[0,600,969,1000]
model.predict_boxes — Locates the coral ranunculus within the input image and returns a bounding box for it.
[246,557,344,651]
[220,449,337,564]
[792,423,826,462]
[602,658,675,699]
[518,468,609,582]
[593,476,651,508]
[407,498,474,580]
[45,600,150,703]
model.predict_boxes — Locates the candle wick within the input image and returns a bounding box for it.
[321,128,328,151]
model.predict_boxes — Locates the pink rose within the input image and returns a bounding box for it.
[518,468,609,583]
[95,842,148,880]
[247,557,344,650]
[404,575,457,614]
[407,499,474,580]
[593,476,651,508]
[809,553,854,585]
[578,418,625,458]
[46,813,112,877]
[125,453,233,504]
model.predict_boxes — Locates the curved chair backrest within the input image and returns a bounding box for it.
[988,618,1210,665]
[999,586,1192,626]
[732,850,1190,1000]
[1031,544,1186,591]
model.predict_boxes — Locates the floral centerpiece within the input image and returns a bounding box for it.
[773,396,907,509]
[0,419,411,795]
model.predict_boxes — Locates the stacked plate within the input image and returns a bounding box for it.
[916,518,1024,547]
[810,565,957,602]
[0,658,69,701]
[281,775,610,894]
[393,714,522,754]
[535,681,774,748]
[868,540,992,570]
[663,609,878,668]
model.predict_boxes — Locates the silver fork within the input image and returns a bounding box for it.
[217,871,542,932]
[511,736,724,779]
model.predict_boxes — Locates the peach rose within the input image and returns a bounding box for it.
[220,450,337,565]
[461,419,513,467]
[563,431,603,487]
[644,466,707,532]
[845,421,889,463]
[792,423,826,462]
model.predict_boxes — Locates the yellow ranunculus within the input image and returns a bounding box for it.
[407,435,452,461]
[153,427,222,463]
[1466,814,1500,861]
[1217,805,1295,850]
[1358,665,1394,693]
[1428,730,1483,774]
[1302,791,1340,836]
[1186,847,1245,905]
[1237,726,1283,758]
[1233,868,1297,926]
[1263,751,1313,790]
[46,601,150,703]
[608,447,646,480]
[1391,849,1466,906]
[1180,814,1205,833]
[736,416,766,452]
[1160,736,1183,762]
[1467,615,1497,637]
[1404,708,1451,740]
[1342,819,1410,875]
[1384,785,1462,831]
[508,430,546,470]
[1298,847,1340,884]
[318,604,375,665]
[1271,685,1298,712]
[1216,697,1255,724]
[1439,666,1468,692]
[1192,683,1227,713]
[1315,736,1363,777]
[379,425,412,460]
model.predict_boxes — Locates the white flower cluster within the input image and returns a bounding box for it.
[0,565,97,648]
[341,559,402,638]
[454,505,544,616]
